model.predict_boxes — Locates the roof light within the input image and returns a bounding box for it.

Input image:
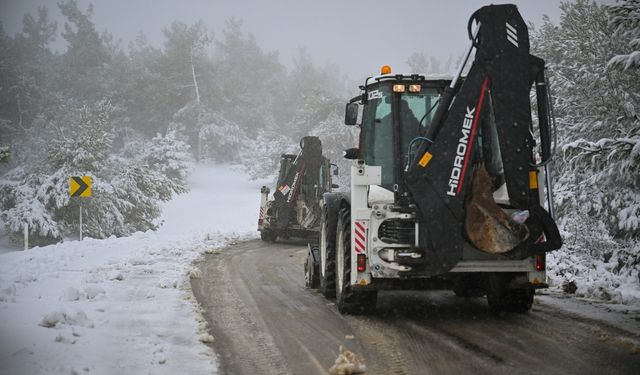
[409,84,421,92]
[380,65,392,75]
[393,84,405,93]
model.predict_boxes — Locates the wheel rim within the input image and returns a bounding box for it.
[336,226,344,296]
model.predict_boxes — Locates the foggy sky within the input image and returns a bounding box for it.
[0,0,610,81]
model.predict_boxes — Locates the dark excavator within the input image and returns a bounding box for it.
[258,136,336,242]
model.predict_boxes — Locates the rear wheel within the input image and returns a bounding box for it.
[453,274,484,297]
[319,203,338,298]
[335,206,377,315]
[260,230,276,242]
[486,274,534,313]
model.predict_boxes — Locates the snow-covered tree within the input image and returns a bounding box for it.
[168,102,246,162]
[161,20,213,106]
[529,0,640,301]
[608,0,640,70]
[142,131,192,194]
[532,0,640,239]
[239,129,295,180]
[310,102,358,189]
[59,0,108,73]
[197,111,246,163]
[0,146,8,162]
[0,99,193,242]
[213,18,285,137]
[0,4,352,243]
[0,167,61,243]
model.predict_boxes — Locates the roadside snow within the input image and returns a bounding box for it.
[547,228,640,307]
[0,164,263,375]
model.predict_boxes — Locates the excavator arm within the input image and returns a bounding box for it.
[272,136,324,230]
[405,4,561,276]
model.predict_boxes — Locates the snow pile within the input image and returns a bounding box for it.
[0,164,263,374]
[328,345,367,375]
[547,226,640,306]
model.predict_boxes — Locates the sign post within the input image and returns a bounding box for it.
[70,176,92,241]
[79,204,83,241]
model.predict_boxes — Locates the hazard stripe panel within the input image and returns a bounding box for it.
[354,221,367,254]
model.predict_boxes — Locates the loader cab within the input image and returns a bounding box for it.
[318,159,335,192]
[346,73,450,190]
[346,70,507,199]
[306,158,333,197]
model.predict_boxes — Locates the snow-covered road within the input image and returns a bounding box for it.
[0,164,264,375]
[193,239,640,375]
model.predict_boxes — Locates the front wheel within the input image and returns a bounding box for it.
[335,206,377,315]
[319,202,338,298]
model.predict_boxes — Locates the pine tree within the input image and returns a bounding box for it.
[0,99,193,241]
[531,0,640,239]
[213,18,285,137]
[608,0,640,70]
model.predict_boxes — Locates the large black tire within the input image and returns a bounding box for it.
[319,200,339,298]
[453,274,484,297]
[335,206,377,315]
[486,274,534,313]
[260,230,277,242]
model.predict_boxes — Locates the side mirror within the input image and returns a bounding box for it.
[344,148,359,160]
[345,101,361,126]
[330,163,339,176]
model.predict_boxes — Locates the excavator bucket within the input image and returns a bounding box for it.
[464,165,529,254]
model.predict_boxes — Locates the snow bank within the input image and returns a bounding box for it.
[547,226,640,307]
[0,164,263,374]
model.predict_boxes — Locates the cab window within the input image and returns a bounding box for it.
[360,84,441,187]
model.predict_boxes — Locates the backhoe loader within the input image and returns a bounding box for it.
[306,4,562,314]
[258,136,336,242]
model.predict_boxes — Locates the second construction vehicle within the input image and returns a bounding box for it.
[258,136,336,242]
[307,4,562,314]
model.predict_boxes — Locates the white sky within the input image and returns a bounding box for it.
[0,0,614,80]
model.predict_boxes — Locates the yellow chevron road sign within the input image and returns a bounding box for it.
[70,176,91,197]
